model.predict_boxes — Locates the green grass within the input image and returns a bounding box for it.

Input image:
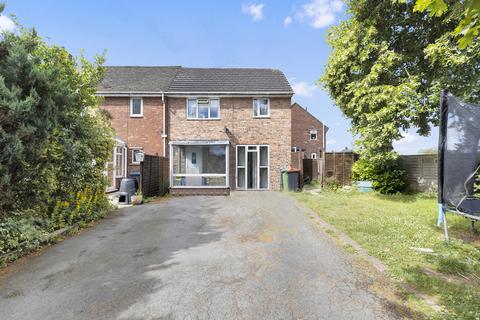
[293,190,480,319]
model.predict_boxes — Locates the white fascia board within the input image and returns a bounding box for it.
[169,140,230,145]
[166,91,293,97]
[96,91,164,97]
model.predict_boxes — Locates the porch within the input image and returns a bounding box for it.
[169,141,270,195]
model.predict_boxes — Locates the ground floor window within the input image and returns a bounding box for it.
[236,145,269,190]
[171,143,229,187]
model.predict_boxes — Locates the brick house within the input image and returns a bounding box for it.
[291,102,328,160]
[97,66,293,194]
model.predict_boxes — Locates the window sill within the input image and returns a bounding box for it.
[171,186,229,189]
[253,116,270,119]
[186,118,221,121]
[130,115,143,118]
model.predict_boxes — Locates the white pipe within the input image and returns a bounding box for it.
[162,93,166,157]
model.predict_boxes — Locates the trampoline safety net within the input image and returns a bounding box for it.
[439,92,480,218]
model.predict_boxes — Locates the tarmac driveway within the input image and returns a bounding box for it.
[0,192,397,320]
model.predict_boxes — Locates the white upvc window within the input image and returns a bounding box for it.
[187,98,220,119]
[170,142,229,188]
[131,148,143,164]
[311,153,317,159]
[253,98,269,117]
[130,97,143,117]
[310,129,318,140]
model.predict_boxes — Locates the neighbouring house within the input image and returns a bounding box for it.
[98,66,293,195]
[291,102,328,160]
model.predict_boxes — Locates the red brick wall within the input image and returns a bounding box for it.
[167,97,291,190]
[100,97,165,174]
[291,103,326,159]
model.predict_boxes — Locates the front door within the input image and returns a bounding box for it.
[236,145,269,190]
[186,146,203,186]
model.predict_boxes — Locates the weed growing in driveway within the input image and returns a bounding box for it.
[293,191,480,319]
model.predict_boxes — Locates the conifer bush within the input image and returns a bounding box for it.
[0,5,114,264]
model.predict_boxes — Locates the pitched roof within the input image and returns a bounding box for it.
[167,68,293,94]
[97,66,293,95]
[98,66,181,93]
[291,102,329,132]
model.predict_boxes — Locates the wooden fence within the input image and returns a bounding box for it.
[140,155,169,197]
[303,158,319,182]
[324,152,359,186]
[400,154,437,193]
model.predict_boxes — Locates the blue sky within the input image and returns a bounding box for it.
[2,0,437,153]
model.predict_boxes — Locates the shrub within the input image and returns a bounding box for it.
[0,6,114,264]
[325,177,341,191]
[352,158,406,194]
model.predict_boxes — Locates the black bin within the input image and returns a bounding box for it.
[287,170,300,192]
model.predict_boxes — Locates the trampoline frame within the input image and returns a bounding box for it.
[437,91,479,241]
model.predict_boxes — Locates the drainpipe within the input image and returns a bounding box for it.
[161,92,167,157]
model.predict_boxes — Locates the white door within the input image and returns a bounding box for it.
[186,146,203,186]
[236,145,269,190]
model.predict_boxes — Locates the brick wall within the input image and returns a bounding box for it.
[291,103,326,159]
[100,97,165,174]
[167,97,291,190]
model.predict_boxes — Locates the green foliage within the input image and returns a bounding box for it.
[322,0,479,186]
[352,158,406,194]
[415,0,480,49]
[324,177,341,191]
[0,5,114,265]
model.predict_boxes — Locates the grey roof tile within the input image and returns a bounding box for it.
[98,66,181,93]
[98,66,293,95]
[167,68,293,94]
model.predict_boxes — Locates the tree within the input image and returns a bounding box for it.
[0,5,113,218]
[321,0,479,192]
[415,0,480,49]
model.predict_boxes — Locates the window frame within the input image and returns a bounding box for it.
[252,98,270,118]
[311,153,317,159]
[310,129,318,140]
[186,97,221,120]
[236,144,269,190]
[169,142,229,188]
[130,97,143,118]
[131,148,143,165]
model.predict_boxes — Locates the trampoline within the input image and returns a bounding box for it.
[438,91,480,240]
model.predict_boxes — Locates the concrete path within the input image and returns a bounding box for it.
[0,192,397,319]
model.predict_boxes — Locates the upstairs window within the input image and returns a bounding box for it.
[310,129,318,140]
[130,97,143,117]
[187,98,220,119]
[253,98,269,117]
[311,153,317,159]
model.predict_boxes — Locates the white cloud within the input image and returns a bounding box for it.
[0,15,16,32]
[289,78,318,98]
[327,139,337,145]
[295,0,343,28]
[242,3,265,21]
[394,132,418,146]
[284,16,293,27]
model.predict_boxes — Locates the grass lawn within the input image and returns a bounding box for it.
[293,189,480,320]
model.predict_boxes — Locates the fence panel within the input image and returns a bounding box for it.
[303,159,319,182]
[141,155,169,197]
[324,152,359,186]
[400,154,437,193]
